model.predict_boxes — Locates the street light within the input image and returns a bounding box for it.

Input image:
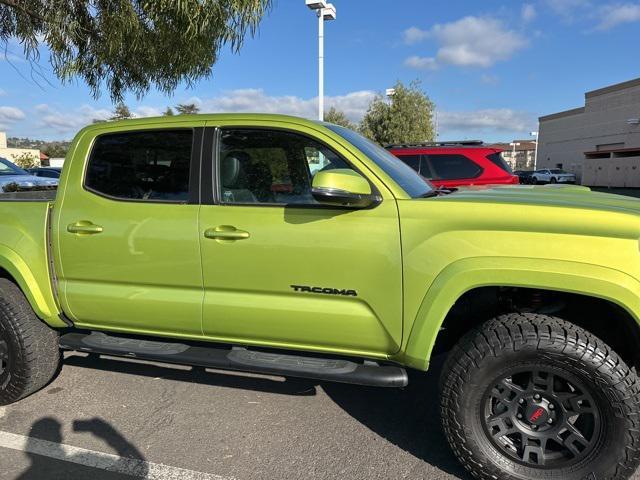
[530,131,539,169]
[306,0,336,121]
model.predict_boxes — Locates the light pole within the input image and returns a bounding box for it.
[306,1,337,121]
[530,131,539,170]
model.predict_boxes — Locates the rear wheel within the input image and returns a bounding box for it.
[440,313,640,480]
[0,279,60,405]
[550,177,557,183]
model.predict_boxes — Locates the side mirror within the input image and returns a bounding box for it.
[311,169,380,208]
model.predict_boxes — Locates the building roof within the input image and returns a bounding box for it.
[539,107,585,122]
[39,152,49,161]
[539,77,640,122]
[586,77,640,99]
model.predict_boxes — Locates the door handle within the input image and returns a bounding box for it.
[204,226,250,241]
[67,221,103,235]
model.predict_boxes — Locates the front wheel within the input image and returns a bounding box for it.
[440,313,640,480]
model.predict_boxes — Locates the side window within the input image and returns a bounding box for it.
[85,130,193,202]
[396,155,420,174]
[423,154,482,180]
[218,129,351,205]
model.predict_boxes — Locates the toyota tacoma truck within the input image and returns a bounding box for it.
[1,114,640,480]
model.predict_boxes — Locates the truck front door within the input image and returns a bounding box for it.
[198,125,403,356]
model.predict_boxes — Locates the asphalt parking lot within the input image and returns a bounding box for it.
[0,352,473,480]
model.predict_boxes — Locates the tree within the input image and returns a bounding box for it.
[176,103,200,115]
[324,107,356,130]
[41,143,68,158]
[360,80,435,146]
[110,103,132,121]
[11,152,39,169]
[0,1,272,102]
[163,107,175,116]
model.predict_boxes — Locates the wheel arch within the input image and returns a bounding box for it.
[0,245,64,328]
[400,256,640,370]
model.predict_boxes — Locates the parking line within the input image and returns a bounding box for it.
[0,430,233,480]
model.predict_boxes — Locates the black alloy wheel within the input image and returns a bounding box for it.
[483,367,600,468]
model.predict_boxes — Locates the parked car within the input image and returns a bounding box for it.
[27,167,62,179]
[2,115,640,480]
[0,157,58,191]
[386,140,519,188]
[514,170,535,184]
[531,168,576,184]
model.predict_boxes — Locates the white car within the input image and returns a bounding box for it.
[531,168,576,184]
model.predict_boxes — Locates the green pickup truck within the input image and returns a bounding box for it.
[1,114,640,479]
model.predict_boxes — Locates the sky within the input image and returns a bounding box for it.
[0,0,639,142]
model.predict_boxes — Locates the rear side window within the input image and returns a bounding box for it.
[423,154,482,180]
[486,152,513,173]
[85,130,193,202]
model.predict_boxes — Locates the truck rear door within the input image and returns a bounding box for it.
[53,123,205,336]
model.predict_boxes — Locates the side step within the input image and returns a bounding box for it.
[59,332,408,388]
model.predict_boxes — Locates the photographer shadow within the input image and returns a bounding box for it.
[17,417,147,480]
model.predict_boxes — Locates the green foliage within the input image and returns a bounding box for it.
[41,143,68,158]
[360,80,435,146]
[110,103,133,120]
[324,107,356,130]
[11,152,39,169]
[176,103,200,115]
[163,107,175,116]
[0,0,272,101]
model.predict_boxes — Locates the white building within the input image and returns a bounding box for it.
[0,132,41,166]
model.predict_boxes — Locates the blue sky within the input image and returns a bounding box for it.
[0,0,639,141]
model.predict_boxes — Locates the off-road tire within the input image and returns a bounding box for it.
[0,278,60,405]
[440,313,640,480]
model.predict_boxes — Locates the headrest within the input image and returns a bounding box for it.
[221,151,251,187]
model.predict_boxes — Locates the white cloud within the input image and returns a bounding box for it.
[545,0,591,16]
[197,89,376,122]
[403,56,438,70]
[403,26,429,45]
[0,106,25,122]
[134,106,163,117]
[595,3,640,30]
[404,16,527,69]
[480,74,500,85]
[30,90,378,136]
[521,4,537,22]
[439,109,535,133]
[35,104,110,133]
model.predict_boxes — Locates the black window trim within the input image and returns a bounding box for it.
[82,127,204,205]
[206,125,382,210]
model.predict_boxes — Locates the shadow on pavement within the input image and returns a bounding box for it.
[322,354,472,479]
[62,352,470,479]
[17,417,146,480]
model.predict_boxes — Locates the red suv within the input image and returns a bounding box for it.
[386,141,519,189]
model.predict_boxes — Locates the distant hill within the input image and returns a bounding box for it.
[7,137,70,158]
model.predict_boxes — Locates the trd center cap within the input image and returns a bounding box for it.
[526,405,550,425]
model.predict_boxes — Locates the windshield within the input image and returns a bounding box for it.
[0,157,28,176]
[324,124,434,198]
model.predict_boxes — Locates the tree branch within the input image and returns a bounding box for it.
[0,0,45,22]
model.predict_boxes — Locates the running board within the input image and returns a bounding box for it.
[59,332,408,388]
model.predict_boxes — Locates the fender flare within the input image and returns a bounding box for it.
[401,256,640,370]
[0,244,65,327]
